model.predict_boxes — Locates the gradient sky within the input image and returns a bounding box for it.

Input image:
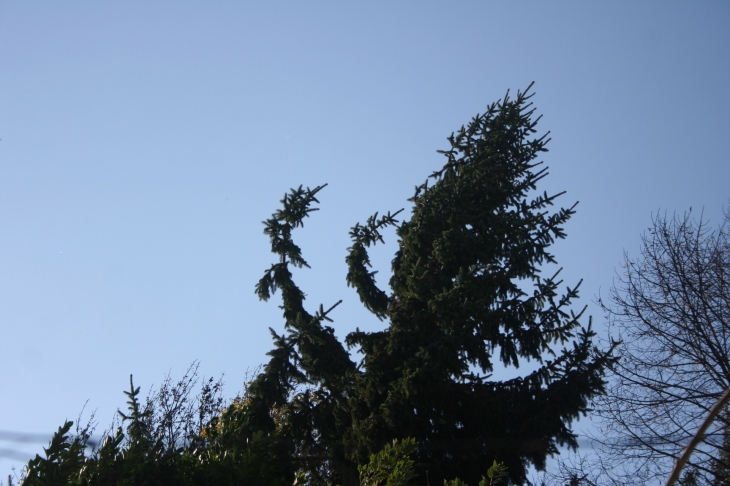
[1,1,729,480]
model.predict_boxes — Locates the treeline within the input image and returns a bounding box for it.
[17,372,508,486]
[11,85,729,486]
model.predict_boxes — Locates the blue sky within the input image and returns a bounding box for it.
[1,1,729,478]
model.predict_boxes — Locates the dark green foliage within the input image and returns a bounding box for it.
[358,438,418,486]
[116,375,152,444]
[22,85,614,486]
[242,84,616,485]
[18,368,293,486]
[356,439,508,486]
[22,422,85,486]
[444,461,509,486]
[346,209,404,320]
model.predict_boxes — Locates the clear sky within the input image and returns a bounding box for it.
[1,1,729,479]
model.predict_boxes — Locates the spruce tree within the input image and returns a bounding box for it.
[249,84,615,485]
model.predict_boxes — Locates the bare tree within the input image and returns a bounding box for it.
[585,208,730,485]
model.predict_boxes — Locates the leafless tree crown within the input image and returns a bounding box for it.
[590,208,730,485]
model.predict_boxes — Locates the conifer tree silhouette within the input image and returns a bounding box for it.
[247,84,616,485]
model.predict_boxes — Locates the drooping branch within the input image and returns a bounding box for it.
[346,209,403,319]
